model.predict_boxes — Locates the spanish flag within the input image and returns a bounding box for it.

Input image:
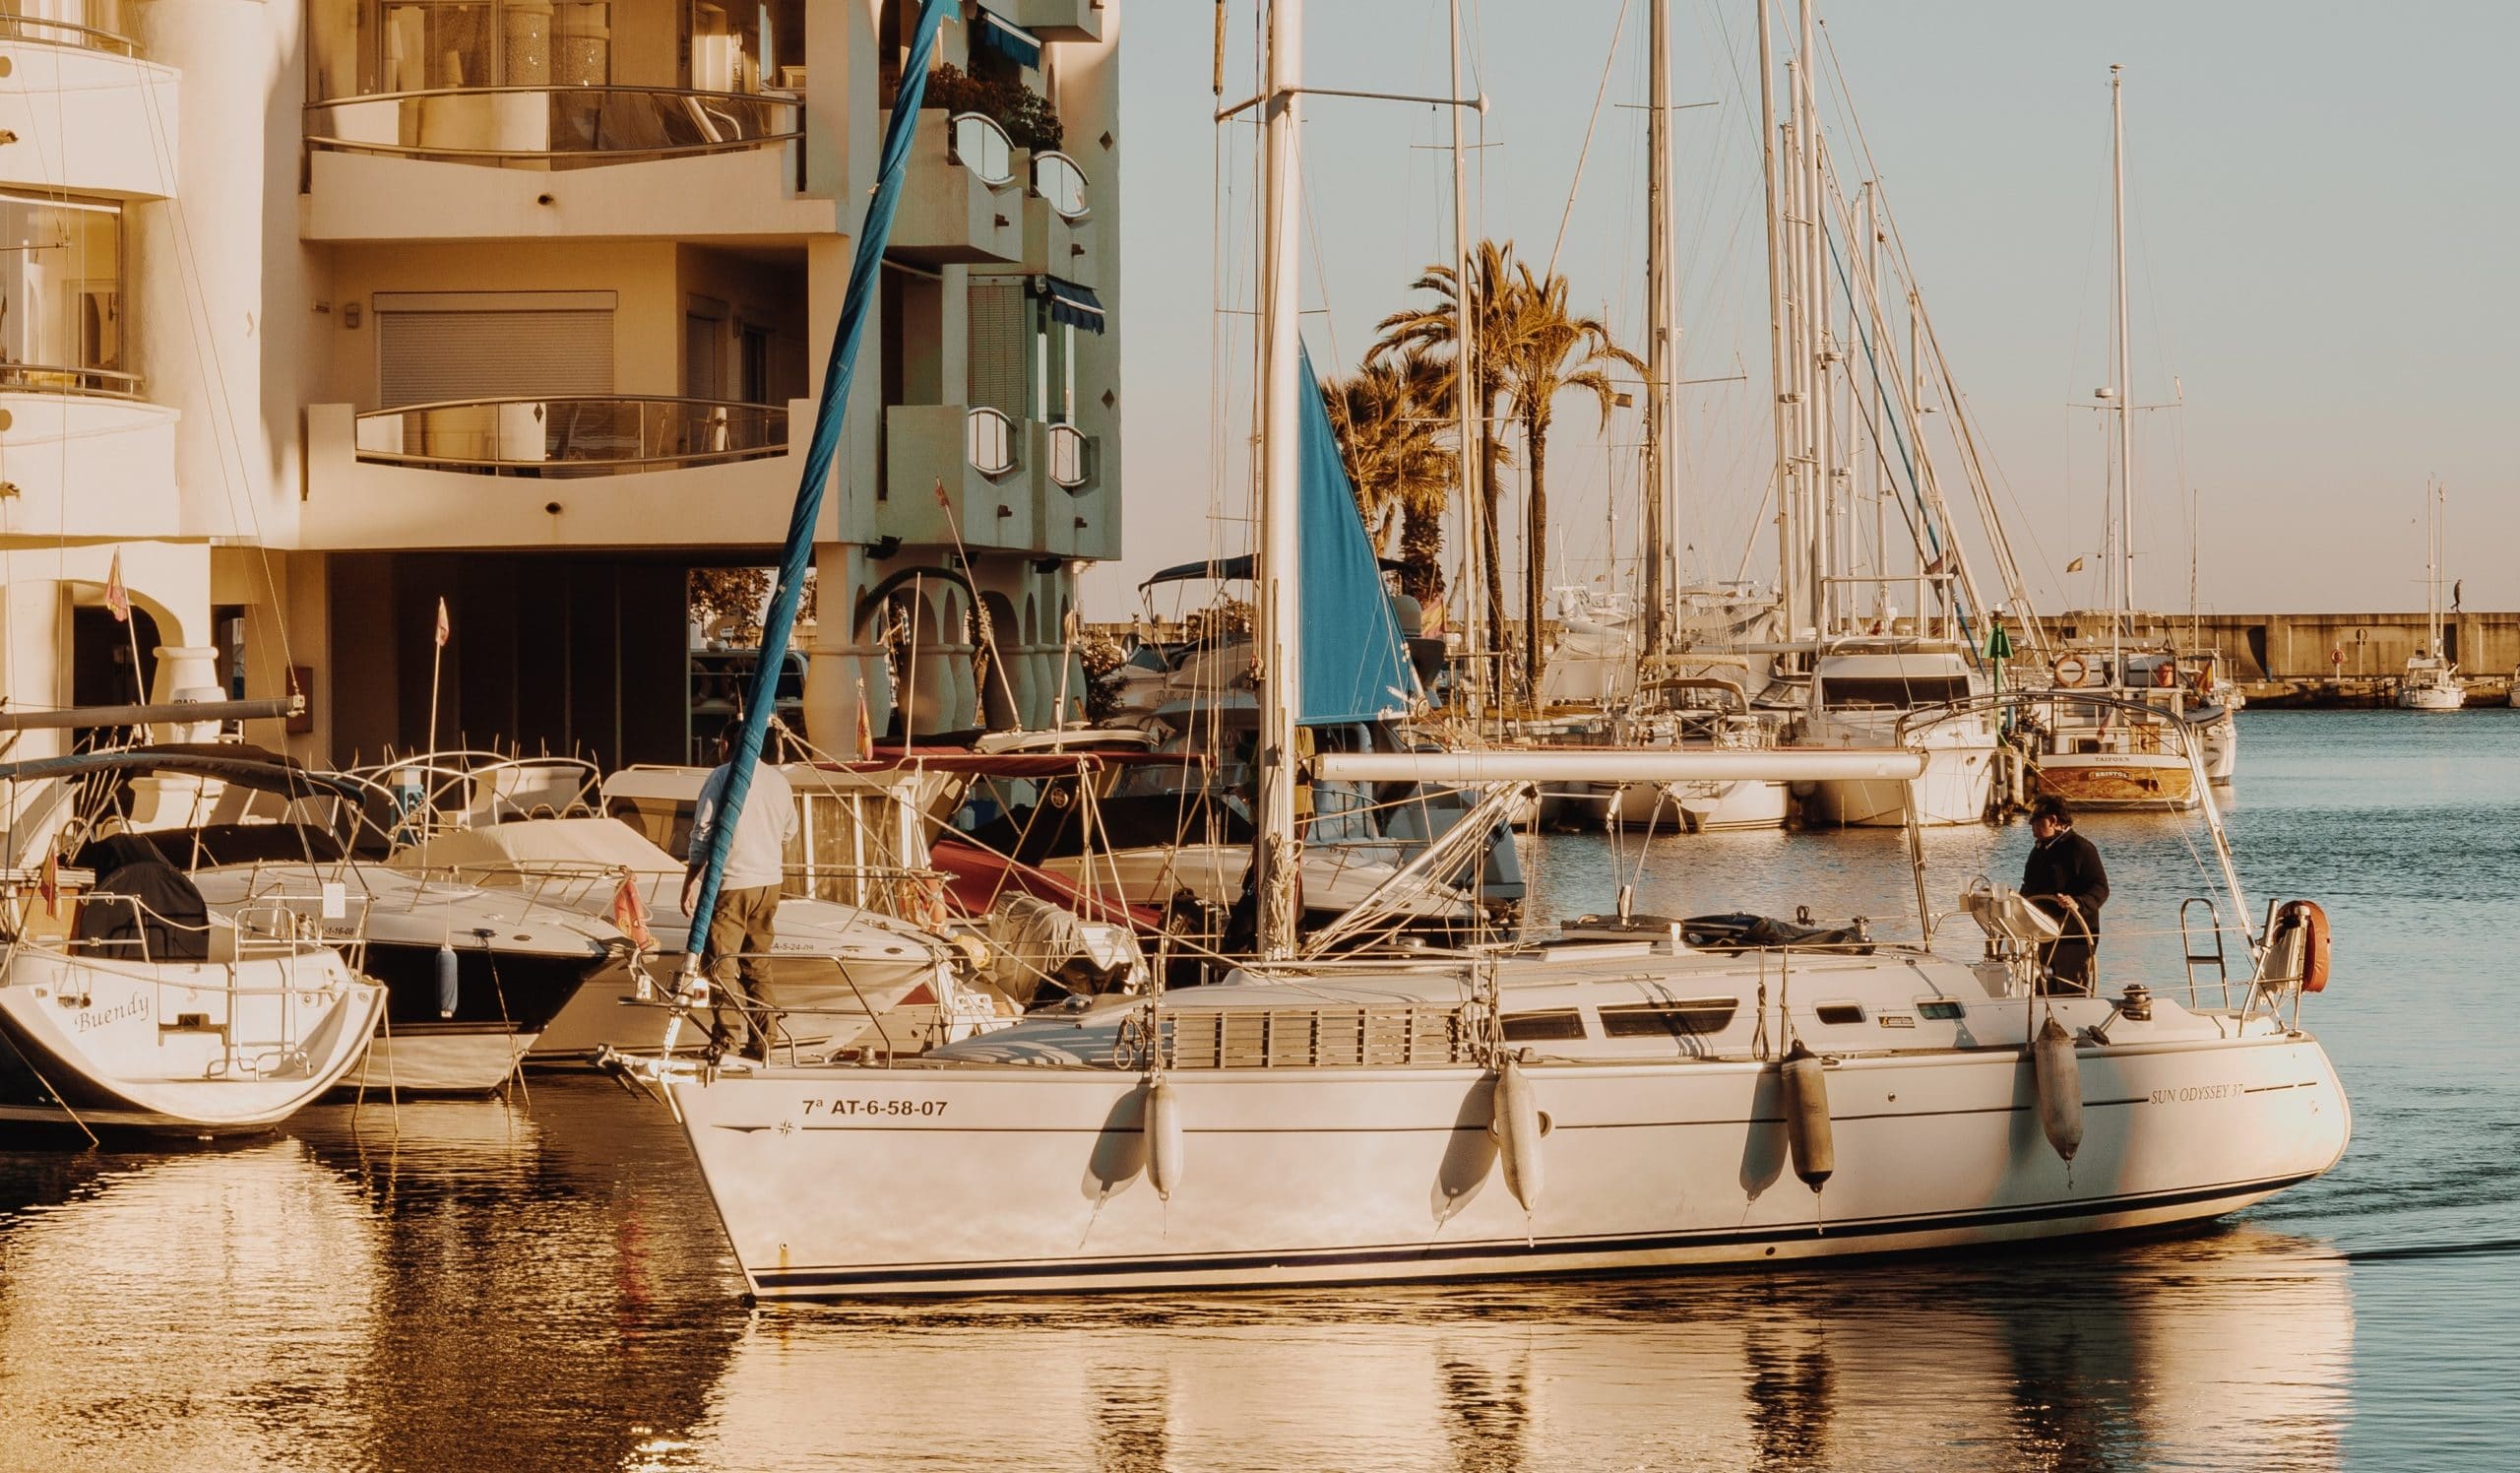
[104,551,130,623]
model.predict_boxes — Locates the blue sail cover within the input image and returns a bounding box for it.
[1293,347,1414,726]
[683,0,954,964]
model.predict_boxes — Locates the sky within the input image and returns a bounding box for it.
[1096,1,2517,622]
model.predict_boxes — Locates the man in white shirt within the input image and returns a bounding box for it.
[681,720,799,1057]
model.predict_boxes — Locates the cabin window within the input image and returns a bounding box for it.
[1918,999,1965,1020]
[1814,1002,1865,1025]
[1500,1009,1587,1042]
[1820,675,1973,709]
[1598,998,1737,1038]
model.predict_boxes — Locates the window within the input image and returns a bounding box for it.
[1820,675,1973,710]
[1599,998,1738,1038]
[1918,999,1966,1021]
[1814,1003,1865,1025]
[1500,1010,1587,1043]
[968,279,1027,420]
[0,191,123,385]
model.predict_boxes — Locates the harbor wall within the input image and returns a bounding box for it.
[2033,611,2520,682]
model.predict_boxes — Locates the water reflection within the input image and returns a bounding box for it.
[652,1222,2348,1471]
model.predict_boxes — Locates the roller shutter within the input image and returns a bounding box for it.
[374,290,616,407]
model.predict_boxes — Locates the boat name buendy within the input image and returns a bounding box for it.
[74,994,151,1032]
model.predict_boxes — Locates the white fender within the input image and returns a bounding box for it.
[1491,1057,1546,1212]
[1781,1042,1835,1189]
[1145,1078,1184,1201]
[2034,1016,2084,1162]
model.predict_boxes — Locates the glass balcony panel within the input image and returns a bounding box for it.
[0,0,136,54]
[964,407,1014,477]
[1047,424,1087,488]
[304,86,799,167]
[0,191,127,394]
[949,112,1014,186]
[1032,152,1088,220]
[353,397,786,476]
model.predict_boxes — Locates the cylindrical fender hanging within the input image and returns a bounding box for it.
[2152,662,2177,688]
[1780,1042,1835,1190]
[435,942,460,1020]
[2272,900,2332,993]
[2034,1015,2083,1162]
[1144,1077,1184,1201]
[1491,1057,1547,1213]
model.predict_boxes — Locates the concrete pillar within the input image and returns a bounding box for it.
[801,543,888,756]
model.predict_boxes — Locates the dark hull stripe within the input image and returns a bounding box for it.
[751,1170,2319,1292]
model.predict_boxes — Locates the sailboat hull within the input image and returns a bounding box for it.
[1803,743,1994,827]
[0,948,384,1135]
[663,1021,2347,1298]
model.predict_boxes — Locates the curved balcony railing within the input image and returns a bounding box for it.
[354,397,788,478]
[304,86,801,169]
[965,407,1016,477]
[0,4,137,57]
[1047,423,1090,489]
[1033,152,1089,220]
[948,111,1016,186]
[0,362,142,398]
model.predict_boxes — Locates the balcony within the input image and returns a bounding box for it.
[888,110,1023,267]
[0,8,176,198]
[301,86,832,240]
[1021,152,1096,288]
[300,398,814,550]
[880,404,1035,552]
[0,386,178,539]
[999,1,1103,43]
[1030,422,1111,559]
[352,396,788,478]
[0,2,135,55]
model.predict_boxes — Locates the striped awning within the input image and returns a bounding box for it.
[1032,276,1105,334]
[975,7,1042,69]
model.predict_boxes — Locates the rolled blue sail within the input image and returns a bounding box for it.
[683,0,955,969]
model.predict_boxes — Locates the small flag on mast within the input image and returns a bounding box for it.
[104,551,130,623]
[2065,555,2087,574]
[433,597,451,649]
[853,676,873,758]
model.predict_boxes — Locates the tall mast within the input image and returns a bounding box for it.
[1755,0,1793,637]
[1254,0,1304,959]
[1797,0,1827,639]
[1447,0,1482,721]
[1642,0,1675,655]
[2110,63,2135,644]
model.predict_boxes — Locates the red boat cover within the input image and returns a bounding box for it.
[929,836,1163,930]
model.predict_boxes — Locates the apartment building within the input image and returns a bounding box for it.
[0,0,1119,770]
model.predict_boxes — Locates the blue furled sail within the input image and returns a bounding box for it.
[1293,347,1415,726]
[681,0,953,978]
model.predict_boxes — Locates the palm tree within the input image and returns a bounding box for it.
[1496,263,1641,700]
[1321,353,1455,611]
[1374,239,1525,685]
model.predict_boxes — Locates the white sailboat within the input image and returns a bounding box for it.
[624,4,2350,1300]
[2398,480,2463,710]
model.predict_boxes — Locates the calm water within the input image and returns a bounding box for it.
[1,712,2512,1470]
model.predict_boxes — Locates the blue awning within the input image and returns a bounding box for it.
[975,7,1042,69]
[1032,276,1105,334]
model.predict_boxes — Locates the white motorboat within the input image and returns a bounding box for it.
[393,817,968,1065]
[0,863,384,1136]
[1795,646,1996,826]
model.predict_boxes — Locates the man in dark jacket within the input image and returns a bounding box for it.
[2021,795,2108,993]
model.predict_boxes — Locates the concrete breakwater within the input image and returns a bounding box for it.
[2034,610,2520,707]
